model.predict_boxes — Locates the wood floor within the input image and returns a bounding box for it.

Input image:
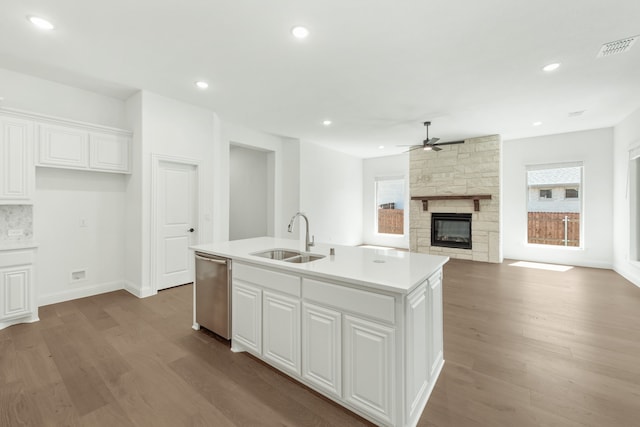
[1,259,639,426]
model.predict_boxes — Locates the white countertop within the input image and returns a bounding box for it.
[191,237,448,294]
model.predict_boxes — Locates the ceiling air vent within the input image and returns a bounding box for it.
[597,35,638,57]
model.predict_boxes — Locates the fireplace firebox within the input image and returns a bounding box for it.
[431,213,472,249]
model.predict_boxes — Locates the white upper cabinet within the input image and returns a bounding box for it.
[36,122,131,173]
[0,116,34,203]
[89,132,130,172]
[38,124,89,169]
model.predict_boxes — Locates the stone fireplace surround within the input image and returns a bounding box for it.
[409,135,501,263]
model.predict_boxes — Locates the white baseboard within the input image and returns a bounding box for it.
[0,313,39,330]
[614,263,640,289]
[38,280,125,306]
[123,281,156,298]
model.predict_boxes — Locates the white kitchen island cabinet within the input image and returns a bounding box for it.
[302,302,342,398]
[192,237,448,427]
[231,281,262,355]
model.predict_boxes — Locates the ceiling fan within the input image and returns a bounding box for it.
[399,121,465,152]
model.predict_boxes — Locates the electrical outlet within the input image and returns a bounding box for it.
[7,229,24,237]
[80,218,88,227]
[71,270,86,282]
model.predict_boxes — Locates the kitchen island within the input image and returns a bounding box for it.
[191,237,448,427]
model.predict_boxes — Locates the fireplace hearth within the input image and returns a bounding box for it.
[431,213,472,250]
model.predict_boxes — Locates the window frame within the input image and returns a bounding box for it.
[565,188,579,199]
[525,162,584,249]
[374,176,406,237]
[539,189,552,200]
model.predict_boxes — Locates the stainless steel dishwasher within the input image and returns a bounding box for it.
[194,252,231,339]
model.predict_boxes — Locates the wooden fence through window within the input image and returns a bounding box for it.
[378,209,404,235]
[528,212,580,246]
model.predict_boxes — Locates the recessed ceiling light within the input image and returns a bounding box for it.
[542,63,560,72]
[195,81,209,89]
[568,110,586,118]
[533,121,542,126]
[378,145,385,149]
[291,26,309,39]
[28,16,54,30]
[322,120,332,126]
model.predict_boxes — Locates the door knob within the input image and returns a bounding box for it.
[188,228,195,233]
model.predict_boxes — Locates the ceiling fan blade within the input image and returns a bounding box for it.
[425,137,440,145]
[433,140,465,146]
[406,145,424,152]
[431,146,442,152]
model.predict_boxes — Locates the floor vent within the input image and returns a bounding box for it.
[597,35,638,57]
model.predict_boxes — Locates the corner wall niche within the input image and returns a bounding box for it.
[409,135,502,263]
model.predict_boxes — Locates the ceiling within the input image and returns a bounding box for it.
[1,0,639,158]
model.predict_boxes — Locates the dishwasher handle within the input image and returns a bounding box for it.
[195,254,228,264]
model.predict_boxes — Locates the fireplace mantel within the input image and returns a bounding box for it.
[411,194,492,212]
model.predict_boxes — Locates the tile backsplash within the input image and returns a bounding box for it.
[0,205,33,242]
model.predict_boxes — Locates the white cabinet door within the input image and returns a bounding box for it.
[0,117,33,202]
[0,266,31,321]
[263,291,300,375]
[406,283,429,418]
[429,273,444,378]
[302,303,341,398]
[232,281,262,355]
[37,124,88,169]
[89,132,130,172]
[343,315,395,425]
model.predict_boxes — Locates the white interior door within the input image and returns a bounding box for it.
[157,160,198,291]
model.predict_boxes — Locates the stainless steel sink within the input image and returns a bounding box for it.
[285,254,325,263]
[252,249,301,260]
[251,248,325,263]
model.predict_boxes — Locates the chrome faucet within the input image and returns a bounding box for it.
[288,212,315,252]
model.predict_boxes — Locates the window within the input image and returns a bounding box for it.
[375,177,405,235]
[527,163,582,247]
[565,188,579,199]
[539,189,552,199]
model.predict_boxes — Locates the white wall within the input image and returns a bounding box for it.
[282,138,301,235]
[613,107,640,287]
[300,142,363,246]
[219,121,300,240]
[503,128,614,268]
[124,91,216,297]
[362,153,409,248]
[229,145,269,240]
[35,168,127,305]
[0,67,127,128]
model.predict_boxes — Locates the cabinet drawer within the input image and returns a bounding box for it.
[303,278,395,324]
[234,263,301,297]
[0,250,34,268]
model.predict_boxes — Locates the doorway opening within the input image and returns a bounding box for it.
[229,144,275,240]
